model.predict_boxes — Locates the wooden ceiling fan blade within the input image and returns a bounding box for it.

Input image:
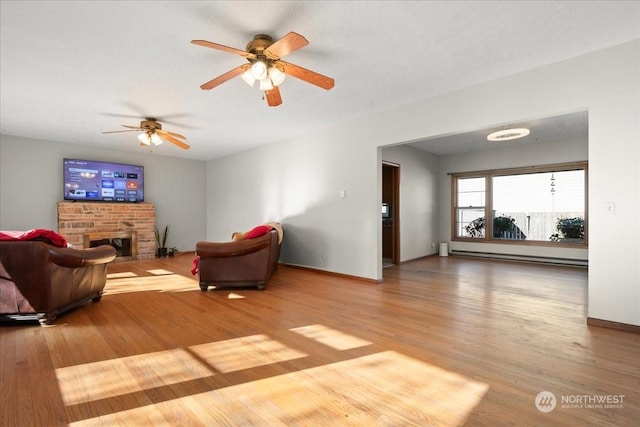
[191,40,257,60]
[156,130,187,139]
[265,86,283,107]
[160,133,190,150]
[102,129,139,134]
[157,129,186,140]
[278,61,335,90]
[200,64,250,90]
[264,32,308,60]
[121,125,143,130]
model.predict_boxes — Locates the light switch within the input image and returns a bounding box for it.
[340,190,346,199]
[604,202,615,215]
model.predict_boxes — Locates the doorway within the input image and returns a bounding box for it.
[382,162,400,266]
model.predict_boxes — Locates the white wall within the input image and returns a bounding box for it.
[206,40,640,326]
[381,144,440,261]
[207,131,378,279]
[439,136,588,261]
[0,135,207,252]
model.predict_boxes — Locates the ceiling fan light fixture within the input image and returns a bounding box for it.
[250,60,268,80]
[268,66,286,86]
[240,70,256,87]
[104,118,188,150]
[137,132,151,145]
[150,132,163,145]
[192,31,335,106]
[137,131,163,146]
[487,128,530,142]
[259,78,274,91]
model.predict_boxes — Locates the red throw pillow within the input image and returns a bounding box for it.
[245,225,272,239]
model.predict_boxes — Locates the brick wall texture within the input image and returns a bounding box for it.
[57,202,156,260]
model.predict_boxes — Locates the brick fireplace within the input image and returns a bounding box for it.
[57,202,155,260]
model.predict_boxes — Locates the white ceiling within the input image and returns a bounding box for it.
[405,110,589,156]
[1,1,638,160]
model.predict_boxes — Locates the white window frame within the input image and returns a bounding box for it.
[450,162,588,247]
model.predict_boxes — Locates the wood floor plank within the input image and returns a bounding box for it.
[1,253,638,426]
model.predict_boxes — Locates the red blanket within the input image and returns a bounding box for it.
[191,257,199,275]
[0,229,68,248]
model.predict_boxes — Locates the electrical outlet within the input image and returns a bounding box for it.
[318,258,323,267]
[431,242,436,248]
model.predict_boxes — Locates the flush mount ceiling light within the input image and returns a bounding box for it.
[487,128,531,142]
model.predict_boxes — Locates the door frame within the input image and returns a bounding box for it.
[382,161,400,265]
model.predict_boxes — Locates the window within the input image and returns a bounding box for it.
[455,177,486,238]
[452,162,587,246]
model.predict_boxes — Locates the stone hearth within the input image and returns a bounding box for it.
[57,202,155,260]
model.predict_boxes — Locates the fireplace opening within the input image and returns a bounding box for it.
[90,237,132,257]
[84,231,137,261]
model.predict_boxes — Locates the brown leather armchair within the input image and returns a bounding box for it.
[0,241,117,324]
[196,228,282,291]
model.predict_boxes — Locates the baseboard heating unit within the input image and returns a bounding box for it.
[450,250,588,267]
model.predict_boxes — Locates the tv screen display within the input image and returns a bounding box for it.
[63,158,144,203]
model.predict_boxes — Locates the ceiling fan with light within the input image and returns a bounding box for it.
[191,32,335,106]
[102,118,190,150]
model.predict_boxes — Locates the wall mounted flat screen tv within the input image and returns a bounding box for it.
[63,158,144,203]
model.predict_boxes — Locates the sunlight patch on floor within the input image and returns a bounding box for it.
[55,334,306,408]
[290,324,373,350]
[103,274,198,295]
[189,334,308,373]
[69,350,489,426]
[147,268,174,276]
[55,348,213,406]
[106,271,138,279]
[227,292,246,299]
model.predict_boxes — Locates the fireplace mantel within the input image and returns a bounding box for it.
[57,201,155,260]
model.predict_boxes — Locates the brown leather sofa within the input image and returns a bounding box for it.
[0,241,117,324]
[196,228,282,291]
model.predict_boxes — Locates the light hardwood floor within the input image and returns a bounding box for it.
[1,253,639,426]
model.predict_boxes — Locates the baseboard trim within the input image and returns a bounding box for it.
[279,263,379,284]
[587,317,640,334]
[399,254,439,264]
[450,250,588,267]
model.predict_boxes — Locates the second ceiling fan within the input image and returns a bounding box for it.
[191,32,334,106]
[102,118,190,150]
